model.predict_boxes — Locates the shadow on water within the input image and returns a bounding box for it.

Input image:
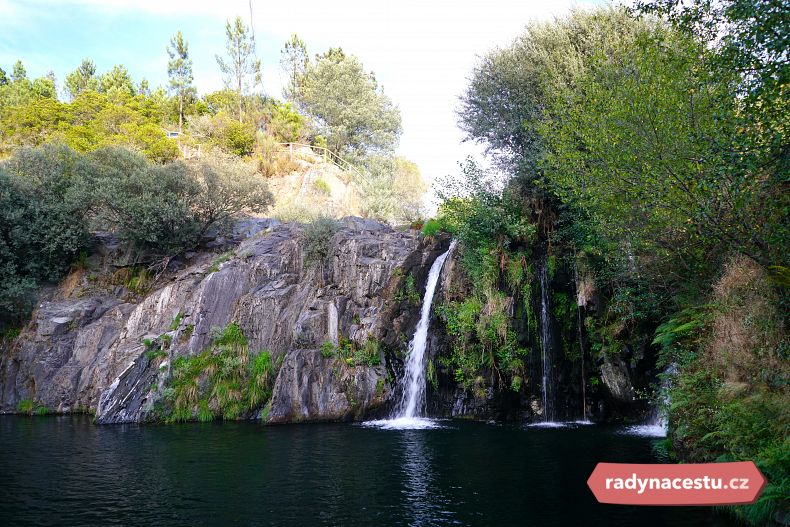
[0,415,738,526]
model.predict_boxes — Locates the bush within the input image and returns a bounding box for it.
[302,217,340,266]
[267,101,304,143]
[421,218,444,237]
[0,145,91,325]
[313,177,331,195]
[255,134,301,178]
[222,120,256,156]
[188,153,273,234]
[86,147,202,256]
[160,323,277,422]
[320,341,335,358]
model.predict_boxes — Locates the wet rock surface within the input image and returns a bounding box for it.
[0,219,449,423]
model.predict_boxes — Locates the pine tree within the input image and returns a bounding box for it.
[215,16,261,122]
[167,31,195,132]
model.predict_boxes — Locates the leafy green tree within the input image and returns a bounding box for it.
[0,145,91,322]
[216,16,261,122]
[280,33,309,104]
[357,155,426,223]
[187,153,273,233]
[0,67,7,86]
[267,101,304,142]
[301,51,401,159]
[31,73,56,99]
[459,7,645,186]
[64,58,99,99]
[85,147,200,257]
[11,61,26,82]
[99,65,135,102]
[167,31,195,132]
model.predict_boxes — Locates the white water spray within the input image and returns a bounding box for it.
[538,261,556,422]
[623,364,676,437]
[365,242,456,430]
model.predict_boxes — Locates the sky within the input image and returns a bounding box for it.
[0,0,604,207]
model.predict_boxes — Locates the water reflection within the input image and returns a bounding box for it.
[399,430,457,526]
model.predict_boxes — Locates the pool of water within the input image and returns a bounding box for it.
[0,416,737,526]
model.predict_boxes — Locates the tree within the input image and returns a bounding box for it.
[301,51,401,159]
[357,155,426,223]
[187,153,273,233]
[99,65,135,101]
[11,61,26,82]
[167,31,195,132]
[31,72,56,99]
[64,58,98,99]
[215,16,261,122]
[280,33,308,104]
[0,145,91,323]
[0,67,7,86]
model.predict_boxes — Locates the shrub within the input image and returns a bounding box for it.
[86,147,202,256]
[302,217,340,266]
[394,273,420,305]
[255,134,301,178]
[313,177,331,195]
[16,399,35,414]
[170,311,183,331]
[267,102,304,143]
[208,251,234,273]
[188,153,273,234]
[421,218,444,237]
[0,145,91,325]
[160,323,276,422]
[320,341,335,358]
[271,199,323,223]
[222,120,256,156]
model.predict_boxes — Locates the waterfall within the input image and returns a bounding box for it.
[395,241,456,419]
[538,261,556,422]
[365,241,456,429]
[574,262,589,422]
[625,364,676,436]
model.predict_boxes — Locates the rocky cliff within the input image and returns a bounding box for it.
[0,217,449,423]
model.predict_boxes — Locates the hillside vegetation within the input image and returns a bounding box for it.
[0,19,426,331]
[427,3,787,524]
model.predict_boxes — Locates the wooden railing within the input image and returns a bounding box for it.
[277,142,366,182]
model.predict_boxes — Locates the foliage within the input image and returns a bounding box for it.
[267,101,305,143]
[357,154,426,224]
[85,147,202,256]
[187,153,272,231]
[167,31,196,131]
[302,217,340,266]
[300,51,401,159]
[208,251,234,273]
[656,257,789,525]
[215,16,261,122]
[0,145,90,324]
[321,336,381,366]
[313,177,331,195]
[170,311,184,331]
[64,58,99,99]
[320,341,335,358]
[0,73,177,161]
[160,323,276,422]
[280,34,309,105]
[394,273,421,306]
[437,291,528,390]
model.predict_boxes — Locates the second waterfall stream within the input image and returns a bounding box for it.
[365,241,456,430]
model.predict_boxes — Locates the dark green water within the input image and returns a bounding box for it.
[0,416,737,526]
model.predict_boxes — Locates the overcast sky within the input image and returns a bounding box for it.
[0,0,604,206]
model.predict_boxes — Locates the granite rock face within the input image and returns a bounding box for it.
[0,218,449,423]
